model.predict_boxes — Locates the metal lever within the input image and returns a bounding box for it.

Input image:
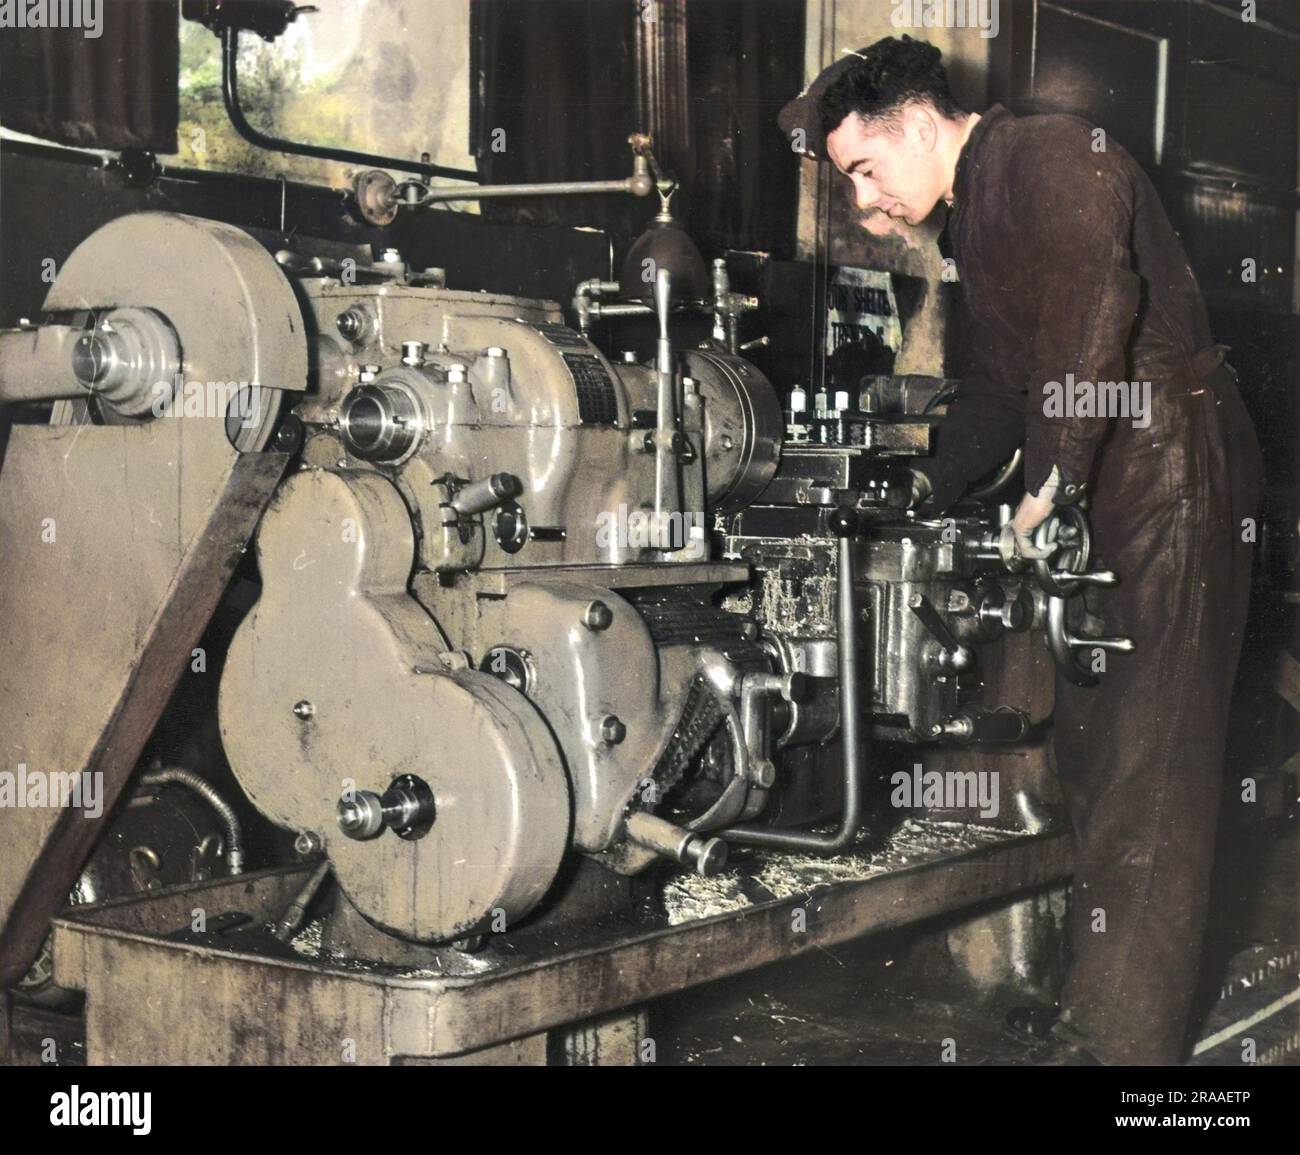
[625,811,727,876]
[1045,596,1136,686]
[909,592,973,672]
[931,707,1030,743]
[1050,569,1118,587]
[1067,635,1136,653]
[652,267,684,548]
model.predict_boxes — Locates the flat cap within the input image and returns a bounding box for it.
[777,48,872,160]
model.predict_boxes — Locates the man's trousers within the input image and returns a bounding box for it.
[1050,361,1263,1065]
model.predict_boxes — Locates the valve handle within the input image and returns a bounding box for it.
[1030,506,1134,685]
[1031,504,1091,596]
[1044,592,1135,686]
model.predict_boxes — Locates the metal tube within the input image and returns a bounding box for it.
[272,858,331,943]
[652,267,683,547]
[138,766,246,874]
[966,448,1023,503]
[416,177,650,202]
[450,473,521,516]
[0,324,85,404]
[625,811,727,876]
[588,304,655,318]
[221,29,479,183]
[723,515,864,852]
[575,280,622,298]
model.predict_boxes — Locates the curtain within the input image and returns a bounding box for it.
[0,0,179,153]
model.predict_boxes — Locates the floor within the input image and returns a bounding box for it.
[648,815,1299,1066]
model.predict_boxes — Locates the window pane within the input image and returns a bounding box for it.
[176,0,475,187]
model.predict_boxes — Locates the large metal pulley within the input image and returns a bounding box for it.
[31,212,307,451]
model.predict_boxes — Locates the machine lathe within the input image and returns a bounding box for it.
[0,208,1128,1063]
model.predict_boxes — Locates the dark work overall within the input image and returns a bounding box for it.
[1052,349,1262,1063]
[923,106,1264,1063]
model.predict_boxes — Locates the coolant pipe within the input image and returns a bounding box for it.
[138,766,245,874]
[572,279,623,332]
[722,507,864,853]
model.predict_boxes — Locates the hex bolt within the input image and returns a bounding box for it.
[294,830,322,856]
[271,414,305,455]
[600,715,627,745]
[401,340,426,367]
[583,600,613,631]
[292,699,315,719]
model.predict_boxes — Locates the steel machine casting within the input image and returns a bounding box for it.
[0,210,1130,1060]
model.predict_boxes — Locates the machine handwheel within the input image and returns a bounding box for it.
[1032,506,1134,686]
[1031,504,1090,597]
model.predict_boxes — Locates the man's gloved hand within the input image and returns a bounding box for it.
[908,467,932,509]
[998,463,1063,569]
[998,520,1057,570]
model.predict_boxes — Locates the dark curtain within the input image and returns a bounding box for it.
[0,0,179,153]
[473,0,805,261]
[685,0,804,258]
[474,0,643,246]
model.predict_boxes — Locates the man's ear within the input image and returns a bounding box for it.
[906,104,939,152]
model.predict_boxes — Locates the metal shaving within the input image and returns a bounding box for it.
[287,916,496,978]
[662,871,755,925]
[288,917,323,958]
[663,818,1017,926]
[401,952,497,978]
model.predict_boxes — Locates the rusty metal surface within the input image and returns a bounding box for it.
[50,829,1071,1063]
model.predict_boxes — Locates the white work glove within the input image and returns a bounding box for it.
[998,521,1057,569]
[999,466,1061,569]
[908,468,932,509]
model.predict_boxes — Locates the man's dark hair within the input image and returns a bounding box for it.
[818,36,964,138]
